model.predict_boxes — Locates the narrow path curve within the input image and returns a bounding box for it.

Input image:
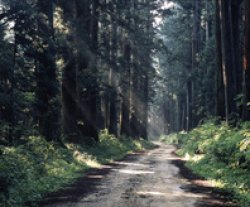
[41,144,237,207]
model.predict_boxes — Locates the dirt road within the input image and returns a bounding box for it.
[42,144,237,207]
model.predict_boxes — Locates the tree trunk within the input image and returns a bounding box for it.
[62,55,79,142]
[243,0,250,120]
[8,25,17,145]
[218,0,237,123]
[191,0,201,128]
[231,0,242,97]
[141,74,149,139]
[75,0,98,143]
[61,1,79,143]
[36,0,61,141]
[120,53,131,137]
[120,1,132,137]
[215,0,225,119]
[109,2,119,136]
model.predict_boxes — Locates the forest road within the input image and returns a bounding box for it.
[42,144,236,207]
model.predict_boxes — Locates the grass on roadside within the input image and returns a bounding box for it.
[161,120,250,207]
[0,132,155,207]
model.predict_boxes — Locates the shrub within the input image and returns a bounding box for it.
[162,120,250,206]
[0,133,155,207]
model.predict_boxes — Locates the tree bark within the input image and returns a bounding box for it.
[120,49,131,137]
[76,0,98,143]
[61,0,80,143]
[218,0,237,123]
[243,0,250,120]
[36,0,61,141]
[109,2,119,136]
[215,0,225,119]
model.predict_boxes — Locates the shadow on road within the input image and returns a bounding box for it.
[38,152,145,207]
[39,147,239,207]
[170,153,239,207]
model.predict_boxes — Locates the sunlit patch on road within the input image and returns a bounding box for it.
[116,169,155,175]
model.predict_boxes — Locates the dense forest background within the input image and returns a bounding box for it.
[1,0,250,144]
[152,0,250,136]
[0,0,159,145]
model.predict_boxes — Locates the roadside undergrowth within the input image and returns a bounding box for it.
[0,132,155,207]
[161,120,250,207]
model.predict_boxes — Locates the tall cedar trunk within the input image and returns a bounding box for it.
[91,0,99,130]
[76,0,98,143]
[190,0,200,129]
[215,0,225,119]
[187,71,192,130]
[120,40,131,137]
[218,0,237,123]
[163,95,170,134]
[130,0,141,138]
[137,73,146,138]
[103,0,111,131]
[92,0,106,130]
[204,0,212,116]
[177,95,182,131]
[187,0,197,131]
[129,0,136,138]
[141,74,149,139]
[231,0,242,97]
[140,0,152,139]
[36,0,60,141]
[7,24,17,144]
[130,66,140,138]
[120,0,132,137]
[62,55,78,142]
[182,100,187,131]
[109,2,118,136]
[243,0,250,120]
[62,1,79,142]
[169,95,174,133]
[89,0,99,141]
[205,0,210,42]
[172,96,177,132]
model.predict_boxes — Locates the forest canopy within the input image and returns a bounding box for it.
[153,0,250,135]
[0,0,159,145]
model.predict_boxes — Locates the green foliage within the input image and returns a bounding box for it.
[84,131,155,163]
[160,133,179,144]
[162,121,250,206]
[0,133,155,207]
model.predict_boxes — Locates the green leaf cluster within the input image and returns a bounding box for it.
[162,120,250,206]
[0,134,155,207]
